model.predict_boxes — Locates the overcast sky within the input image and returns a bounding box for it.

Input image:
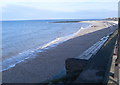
[0,0,119,20]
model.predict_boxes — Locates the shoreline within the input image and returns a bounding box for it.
[3,20,118,83]
[2,22,91,72]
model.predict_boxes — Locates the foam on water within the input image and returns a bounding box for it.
[1,25,91,72]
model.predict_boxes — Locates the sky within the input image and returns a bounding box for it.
[0,0,119,20]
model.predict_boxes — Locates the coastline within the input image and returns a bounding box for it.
[1,22,91,72]
[2,20,118,83]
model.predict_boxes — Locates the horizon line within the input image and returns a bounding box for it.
[0,18,105,21]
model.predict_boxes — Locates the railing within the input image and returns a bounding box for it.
[42,30,118,84]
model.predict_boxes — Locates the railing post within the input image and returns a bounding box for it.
[116,17,120,85]
[117,18,120,85]
[117,3,120,84]
[114,2,120,84]
[117,2,120,66]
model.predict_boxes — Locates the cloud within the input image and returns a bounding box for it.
[2,1,118,12]
[0,0,118,20]
[0,0,119,3]
[0,0,119,8]
[2,4,117,20]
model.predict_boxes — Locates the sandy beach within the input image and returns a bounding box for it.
[2,20,118,83]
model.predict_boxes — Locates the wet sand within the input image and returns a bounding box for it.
[2,20,118,83]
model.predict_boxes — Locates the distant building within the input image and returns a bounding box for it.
[105,17,118,21]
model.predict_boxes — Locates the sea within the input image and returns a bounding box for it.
[1,19,99,71]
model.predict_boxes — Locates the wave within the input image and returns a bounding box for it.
[1,24,91,72]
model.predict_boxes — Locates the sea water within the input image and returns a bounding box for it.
[2,19,91,71]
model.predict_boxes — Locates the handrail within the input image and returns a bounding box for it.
[42,30,118,84]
